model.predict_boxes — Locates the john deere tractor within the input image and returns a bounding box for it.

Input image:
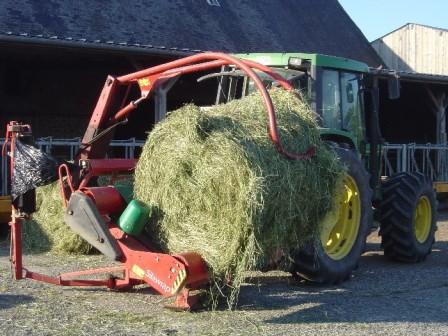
[205,52,437,284]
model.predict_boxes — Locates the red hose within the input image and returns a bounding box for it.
[117,52,315,160]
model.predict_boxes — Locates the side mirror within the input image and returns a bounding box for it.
[288,57,311,72]
[388,76,400,99]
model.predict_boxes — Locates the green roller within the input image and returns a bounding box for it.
[118,200,151,236]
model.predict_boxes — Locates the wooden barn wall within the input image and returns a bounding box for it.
[372,24,448,75]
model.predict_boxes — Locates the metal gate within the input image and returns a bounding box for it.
[381,143,448,182]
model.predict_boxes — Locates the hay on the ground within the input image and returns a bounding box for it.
[22,182,94,254]
[23,177,133,254]
[134,88,344,308]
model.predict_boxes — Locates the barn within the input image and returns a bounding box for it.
[369,23,448,190]
[372,23,448,75]
[0,0,384,205]
[0,0,382,139]
[370,23,448,147]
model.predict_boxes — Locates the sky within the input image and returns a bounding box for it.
[338,0,448,41]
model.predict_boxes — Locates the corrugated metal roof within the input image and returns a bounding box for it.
[0,0,383,66]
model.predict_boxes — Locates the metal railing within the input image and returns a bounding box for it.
[4,139,448,196]
[0,137,145,196]
[382,143,448,181]
[34,137,145,161]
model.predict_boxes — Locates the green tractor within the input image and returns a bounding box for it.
[207,52,438,284]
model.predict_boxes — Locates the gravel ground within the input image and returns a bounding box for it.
[1,215,448,336]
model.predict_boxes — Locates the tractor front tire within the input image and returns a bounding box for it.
[291,147,372,284]
[379,172,436,262]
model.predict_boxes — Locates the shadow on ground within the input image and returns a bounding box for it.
[236,240,448,324]
[1,223,447,327]
[0,294,34,309]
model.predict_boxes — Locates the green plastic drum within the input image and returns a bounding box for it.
[118,200,151,236]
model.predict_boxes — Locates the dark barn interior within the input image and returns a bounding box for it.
[0,44,218,142]
[378,79,440,144]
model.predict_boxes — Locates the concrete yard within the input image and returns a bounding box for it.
[1,215,448,336]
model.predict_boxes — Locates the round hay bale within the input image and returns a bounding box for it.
[134,89,344,308]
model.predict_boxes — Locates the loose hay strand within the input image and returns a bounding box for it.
[134,89,344,308]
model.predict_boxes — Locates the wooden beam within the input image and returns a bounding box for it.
[426,87,448,144]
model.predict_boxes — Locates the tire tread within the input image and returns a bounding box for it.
[379,172,437,262]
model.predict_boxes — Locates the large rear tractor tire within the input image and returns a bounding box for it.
[379,172,436,262]
[291,147,372,284]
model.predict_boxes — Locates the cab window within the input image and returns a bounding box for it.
[340,72,362,137]
[321,69,362,137]
[321,69,341,129]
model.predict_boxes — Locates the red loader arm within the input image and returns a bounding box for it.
[77,52,315,162]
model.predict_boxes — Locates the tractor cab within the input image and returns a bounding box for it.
[208,52,370,152]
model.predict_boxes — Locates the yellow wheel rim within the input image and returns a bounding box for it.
[414,196,431,243]
[320,175,361,260]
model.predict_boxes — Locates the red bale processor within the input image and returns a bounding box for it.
[4,52,314,309]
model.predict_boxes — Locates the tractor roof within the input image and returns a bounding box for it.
[235,53,370,73]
